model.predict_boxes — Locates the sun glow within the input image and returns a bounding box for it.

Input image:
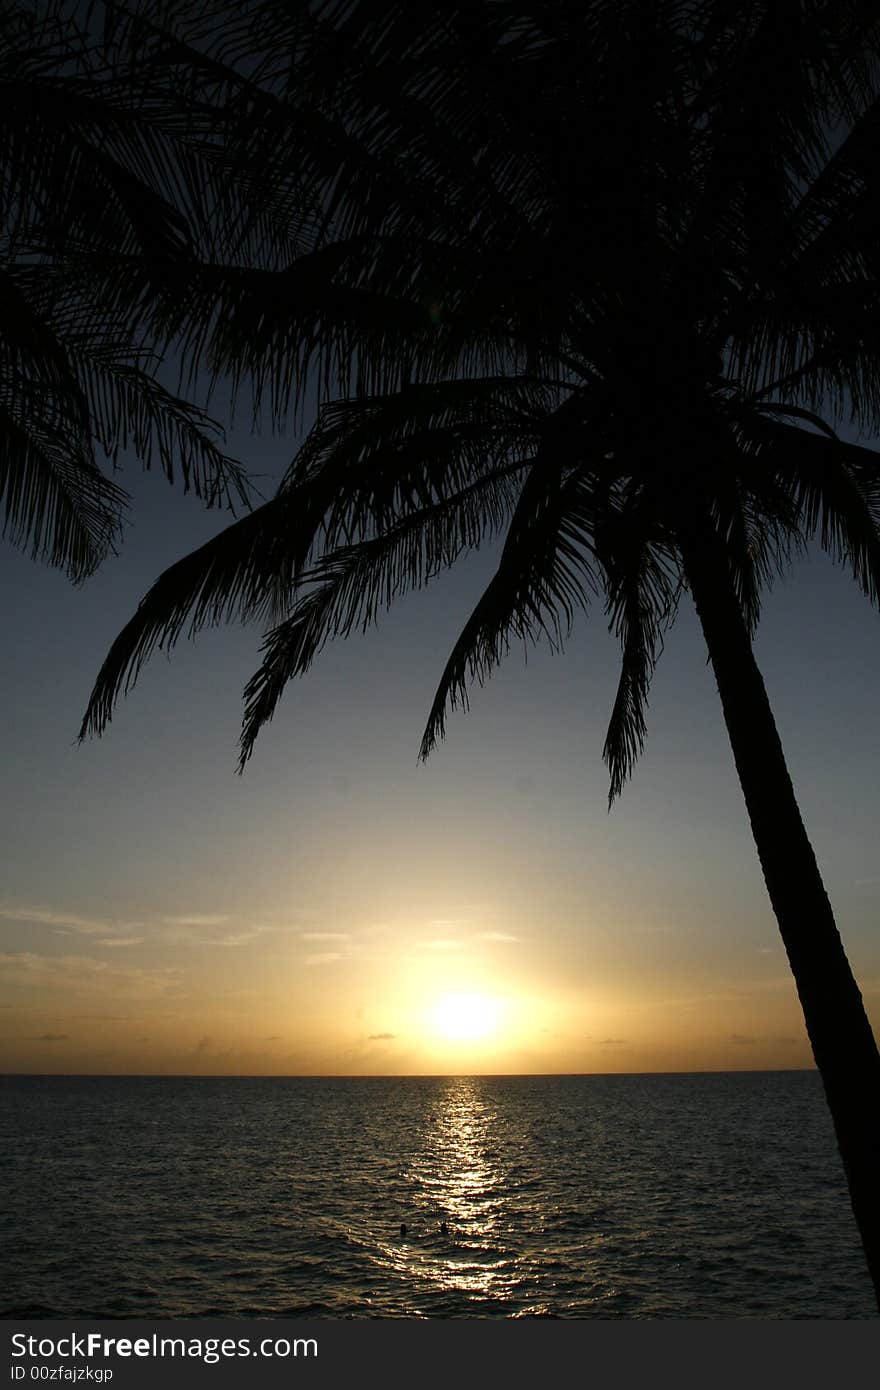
[427,992,502,1043]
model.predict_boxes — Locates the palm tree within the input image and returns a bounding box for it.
[78,2,880,1309]
[0,0,251,581]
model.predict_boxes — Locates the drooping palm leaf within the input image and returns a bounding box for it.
[80,370,553,736]
[419,462,600,758]
[239,460,527,766]
[0,0,257,578]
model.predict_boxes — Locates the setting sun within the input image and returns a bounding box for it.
[427,992,502,1043]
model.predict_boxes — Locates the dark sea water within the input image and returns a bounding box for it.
[1,1071,875,1318]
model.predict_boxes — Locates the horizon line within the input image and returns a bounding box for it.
[0,1066,818,1080]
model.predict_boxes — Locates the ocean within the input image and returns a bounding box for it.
[1,1071,874,1318]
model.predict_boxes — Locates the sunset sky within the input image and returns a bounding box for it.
[1,412,879,1077]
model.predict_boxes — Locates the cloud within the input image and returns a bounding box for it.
[198,927,270,947]
[195,1035,213,1053]
[300,932,351,942]
[728,1033,756,1045]
[31,1032,68,1042]
[417,939,459,951]
[0,953,183,998]
[0,905,274,951]
[368,1032,396,1041]
[0,906,141,938]
[478,932,519,943]
[163,915,230,927]
[304,952,342,966]
[165,919,273,947]
[596,1038,628,1047]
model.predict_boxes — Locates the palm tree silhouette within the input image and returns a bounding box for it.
[79,3,880,1308]
[0,1,251,581]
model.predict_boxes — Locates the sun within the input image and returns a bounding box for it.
[427,992,502,1043]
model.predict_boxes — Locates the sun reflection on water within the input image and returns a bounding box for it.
[397,1077,527,1304]
[415,1078,500,1228]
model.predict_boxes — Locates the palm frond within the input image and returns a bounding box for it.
[597,488,681,802]
[79,488,311,738]
[77,348,251,510]
[753,417,880,604]
[0,388,127,579]
[81,369,546,738]
[238,460,525,765]
[0,0,266,580]
[419,461,599,759]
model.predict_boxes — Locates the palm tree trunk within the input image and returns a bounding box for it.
[680,526,880,1314]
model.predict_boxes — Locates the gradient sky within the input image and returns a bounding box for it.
[1,408,878,1076]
